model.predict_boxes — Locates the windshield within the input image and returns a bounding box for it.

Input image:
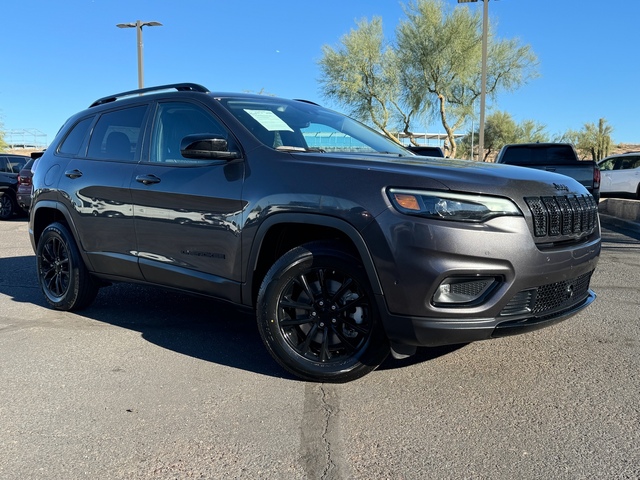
[218,97,408,156]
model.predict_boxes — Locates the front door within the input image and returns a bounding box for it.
[130,100,245,302]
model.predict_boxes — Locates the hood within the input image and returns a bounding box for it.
[292,152,590,200]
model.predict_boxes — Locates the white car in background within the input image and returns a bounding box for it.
[598,152,640,198]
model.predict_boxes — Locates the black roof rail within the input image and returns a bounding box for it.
[293,98,321,106]
[89,83,209,108]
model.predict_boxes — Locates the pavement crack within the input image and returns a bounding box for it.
[301,383,346,480]
[319,384,336,480]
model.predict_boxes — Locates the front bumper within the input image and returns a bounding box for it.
[366,210,601,347]
[379,288,595,348]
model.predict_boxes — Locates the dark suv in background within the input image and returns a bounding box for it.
[0,153,30,219]
[29,83,601,382]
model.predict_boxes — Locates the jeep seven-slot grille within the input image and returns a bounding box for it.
[525,194,598,238]
[499,271,593,317]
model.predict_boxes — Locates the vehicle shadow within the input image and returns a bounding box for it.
[0,254,293,380]
[0,254,464,380]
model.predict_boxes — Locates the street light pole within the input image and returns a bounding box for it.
[116,20,163,89]
[479,0,488,161]
[457,0,489,161]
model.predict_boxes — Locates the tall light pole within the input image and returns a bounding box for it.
[458,0,488,161]
[116,20,163,89]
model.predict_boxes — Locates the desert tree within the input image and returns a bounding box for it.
[565,118,613,161]
[457,111,547,160]
[318,17,406,143]
[396,0,538,158]
[319,0,539,157]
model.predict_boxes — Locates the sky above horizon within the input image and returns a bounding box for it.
[2,0,639,148]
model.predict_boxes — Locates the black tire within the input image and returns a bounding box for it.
[0,192,16,220]
[257,241,389,383]
[36,222,99,311]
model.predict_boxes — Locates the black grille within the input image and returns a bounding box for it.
[500,271,593,317]
[525,194,598,238]
[451,280,491,297]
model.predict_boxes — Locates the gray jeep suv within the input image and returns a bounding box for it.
[29,83,601,382]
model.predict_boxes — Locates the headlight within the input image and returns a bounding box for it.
[388,188,522,223]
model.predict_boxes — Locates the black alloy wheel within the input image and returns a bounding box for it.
[37,222,99,311]
[0,193,16,220]
[257,241,389,382]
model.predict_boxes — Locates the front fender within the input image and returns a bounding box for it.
[242,213,384,306]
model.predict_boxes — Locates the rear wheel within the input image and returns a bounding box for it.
[0,192,16,220]
[257,241,389,382]
[36,222,99,311]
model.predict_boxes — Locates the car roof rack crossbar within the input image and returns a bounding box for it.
[90,83,209,108]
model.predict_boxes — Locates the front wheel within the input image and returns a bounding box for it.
[257,241,389,383]
[36,222,99,311]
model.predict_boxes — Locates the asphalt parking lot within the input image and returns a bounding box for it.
[1,216,639,479]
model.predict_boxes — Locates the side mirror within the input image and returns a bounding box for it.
[180,134,240,160]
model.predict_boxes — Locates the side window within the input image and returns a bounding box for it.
[150,101,232,164]
[633,157,640,169]
[58,117,94,156]
[620,158,635,170]
[0,157,7,173]
[599,159,613,171]
[87,105,147,162]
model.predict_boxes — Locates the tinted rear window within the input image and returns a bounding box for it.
[500,145,578,165]
[59,117,94,156]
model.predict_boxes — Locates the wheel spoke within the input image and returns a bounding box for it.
[299,323,318,356]
[317,269,329,298]
[279,296,313,311]
[280,316,315,327]
[329,277,353,304]
[319,326,330,362]
[342,320,369,335]
[297,273,316,303]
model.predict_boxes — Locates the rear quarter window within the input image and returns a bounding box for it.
[58,117,94,156]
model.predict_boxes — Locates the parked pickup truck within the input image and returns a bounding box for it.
[495,143,601,202]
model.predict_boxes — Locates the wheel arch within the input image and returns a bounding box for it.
[30,201,91,267]
[243,213,383,307]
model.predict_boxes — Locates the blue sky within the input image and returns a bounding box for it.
[2,0,639,147]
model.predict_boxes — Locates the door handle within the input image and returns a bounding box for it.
[135,174,161,185]
[64,169,83,179]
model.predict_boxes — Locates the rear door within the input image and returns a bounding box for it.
[56,105,148,279]
[130,100,245,302]
[608,155,640,193]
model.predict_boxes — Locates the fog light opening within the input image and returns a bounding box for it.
[432,276,499,307]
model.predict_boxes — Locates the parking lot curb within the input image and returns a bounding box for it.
[598,198,640,233]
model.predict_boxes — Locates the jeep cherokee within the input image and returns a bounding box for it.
[29,83,601,382]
